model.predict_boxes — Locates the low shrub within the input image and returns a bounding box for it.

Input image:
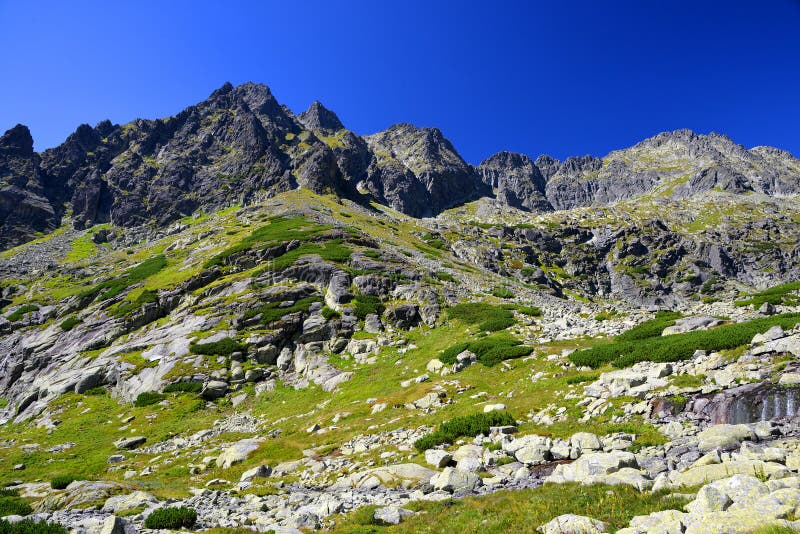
[516,306,542,317]
[352,295,385,320]
[448,302,516,332]
[113,289,158,317]
[59,316,82,331]
[565,373,599,385]
[7,305,38,322]
[435,271,457,283]
[83,386,107,396]
[491,286,514,299]
[477,316,516,332]
[616,311,681,341]
[321,306,341,320]
[50,476,77,490]
[243,296,321,325]
[163,381,203,394]
[570,313,800,369]
[439,342,472,365]
[143,506,197,530]
[0,495,32,516]
[414,412,516,451]
[79,254,167,302]
[189,337,245,356]
[134,392,165,407]
[0,519,67,534]
[735,281,800,308]
[439,335,532,367]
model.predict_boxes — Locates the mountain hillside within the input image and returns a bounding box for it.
[0,83,799,534]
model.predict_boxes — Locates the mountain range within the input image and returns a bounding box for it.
[3,82,798,250]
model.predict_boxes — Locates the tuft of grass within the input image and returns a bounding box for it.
[113,289,158,317]
[491,286,514,299]
[0,495,33,516]
[243,296,321,325]
[414,411,516,451]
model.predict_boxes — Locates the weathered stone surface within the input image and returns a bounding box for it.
[539,514,610,534]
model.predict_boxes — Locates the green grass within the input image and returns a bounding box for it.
[735,281,800,308]
[435,271,457,283]
[328,483,690,534]
[7,304,38,322]
[64,234,99,263]
[143,507,197,529]
[414,411,516,451]
[59,316,82,331]
[0,519,67,534]
[570,313,800,368]
[189,337,245,356]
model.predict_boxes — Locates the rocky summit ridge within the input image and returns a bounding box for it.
[0,82,799,534]
[2,82,799,249]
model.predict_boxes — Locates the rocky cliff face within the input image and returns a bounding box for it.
[2,83,799,252]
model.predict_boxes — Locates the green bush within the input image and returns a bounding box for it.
[435,271,457,283]
[189,337,245,356]
[439,335,532,367]
[735,281,800,308]
[0,519,67,534]
[83,386,107,396]
[163,381,203,394]
[134,392,165,407]
[616,311,681,341]
[0,495,32,516]
[244,297,321,325]
[565,373,599,385]
[50,476,77,490]
[352,295,385,320]
[439,342,472,365]
[59,316,82,331]
[448,302,516,331]
[477,316,516,332]
[79,255,167,302]
[143,506,197,530]
[570,313,800,369]
[516,306,542,317]
[321,306,341,320]
[491,286,514,299]
[204,216,331,268]
[7,305,38,322]
[414,412,516,451]
[113,289,158,317]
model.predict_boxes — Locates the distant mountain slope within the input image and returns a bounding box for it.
[1,83,798,249]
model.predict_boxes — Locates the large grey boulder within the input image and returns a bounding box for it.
[538,514,609,534]
[216,438,262,469]
[697,424,756,452]
[430,467,483,492]
[114,436,146,450]
[201,380,228,400]
[373,506,414,526]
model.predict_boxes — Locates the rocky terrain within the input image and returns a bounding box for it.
[0,82,799,533]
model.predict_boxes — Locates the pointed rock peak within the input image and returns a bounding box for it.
[210,81,234,99]
[298,101,344,132]
[480,151,534,167]
[0,124,34,154]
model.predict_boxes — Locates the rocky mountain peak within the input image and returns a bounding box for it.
[0,124,34,155]
[297,101,345,133]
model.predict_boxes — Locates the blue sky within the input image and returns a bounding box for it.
[1,0,798,163]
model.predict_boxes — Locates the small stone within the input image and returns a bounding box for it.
[114,436,146,450]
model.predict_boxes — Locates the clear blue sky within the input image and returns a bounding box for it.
[1,0,798,163]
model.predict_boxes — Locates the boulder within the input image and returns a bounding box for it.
[216,439,262,469]
[102,490,157,513]
[114,436,146,450]
[201,380,228,400]
[424,450,452,468]
[384,304,420,329]
[240,464,272,481]
[539,514,609,534]
[373,506,414,526]
[697,425,756,452]
[430,467,483,492]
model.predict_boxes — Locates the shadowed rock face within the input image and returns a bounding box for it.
[2,84,799,250]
